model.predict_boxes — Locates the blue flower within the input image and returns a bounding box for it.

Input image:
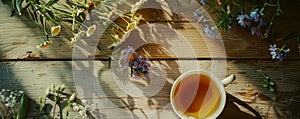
[249,8,263,22]
[237,14,251,27]
[194,9,202,20]
[204,24,217,39]
[269,44,290,61]
[200,0,207,5]
[194,9,207,23]
[118,46,137,71]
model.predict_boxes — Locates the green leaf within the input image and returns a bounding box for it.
[45,0,59,7]
[17,94,29,119]
[263,80,269,88]
[40,103,45,112]
[47,11,55,19]
[43,17,48,35]
[11,0,16,17]
[262,73,270,80]
[269,86,275,92]
[65,107,69,117]
[53,7,72,14]
[269,81,275,86]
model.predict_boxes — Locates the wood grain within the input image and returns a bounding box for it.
[1,1,299,60]
[0,60,299,118]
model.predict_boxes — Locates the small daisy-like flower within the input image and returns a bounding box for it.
[51,25,61,36]
[236,14,251,27]
[269,44,290,61]
[203,24,217,39]
[118,46,137,71]
[36,39,52,49]
[132,57,151,79]
[86,24,96,37]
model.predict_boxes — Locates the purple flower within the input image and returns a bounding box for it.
[132,57,151,79]
[118,46,137,71]
[269,44,290,61]
[237,14,251,27]
[204,24,217,39]
[259,19,267,26]
[250,27,261,36]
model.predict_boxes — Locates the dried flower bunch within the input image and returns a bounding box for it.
[118,46,151,79]
[10,0,146,55]
[195,0,299,61]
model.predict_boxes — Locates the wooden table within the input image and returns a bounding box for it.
[0,0,300,119]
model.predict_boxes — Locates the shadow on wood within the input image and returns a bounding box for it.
[218,93,262,119]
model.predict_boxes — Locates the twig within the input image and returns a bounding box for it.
[0,101,12,117]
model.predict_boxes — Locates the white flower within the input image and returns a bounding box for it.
[71,32,82,43]
[86,24,96,37]
[72,103,77,107]
[69,93,76,102]
[81,100,87,105]
[73,106,80,111]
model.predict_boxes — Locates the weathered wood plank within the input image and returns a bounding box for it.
[0,60,299,118]
[1,1,299,60]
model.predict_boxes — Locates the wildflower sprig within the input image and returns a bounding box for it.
[197,0,298,61]
[9,0,146,53]
[262,74,276,93]
[38,84,96,119]
[0,89,28,118]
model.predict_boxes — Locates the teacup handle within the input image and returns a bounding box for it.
[221,74,235,86]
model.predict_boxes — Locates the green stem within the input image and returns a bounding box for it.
[52,93,60,119]
[267,0,281,30]
[279,44,287,51]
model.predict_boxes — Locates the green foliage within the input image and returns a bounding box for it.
[262,74,276,93]
[9,0,146,54]
[38,84,94,119]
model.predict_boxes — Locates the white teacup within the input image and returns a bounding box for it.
[170,70,235,119]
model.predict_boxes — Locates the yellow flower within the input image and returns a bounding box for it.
[87,1,95,12]
[51,25,61,36]
[126,21,137,31]
[86,24,96,37]
[36,40,52,49]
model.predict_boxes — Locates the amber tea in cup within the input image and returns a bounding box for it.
[170,71,226,119]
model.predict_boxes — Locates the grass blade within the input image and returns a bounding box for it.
[17,94,29,119]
